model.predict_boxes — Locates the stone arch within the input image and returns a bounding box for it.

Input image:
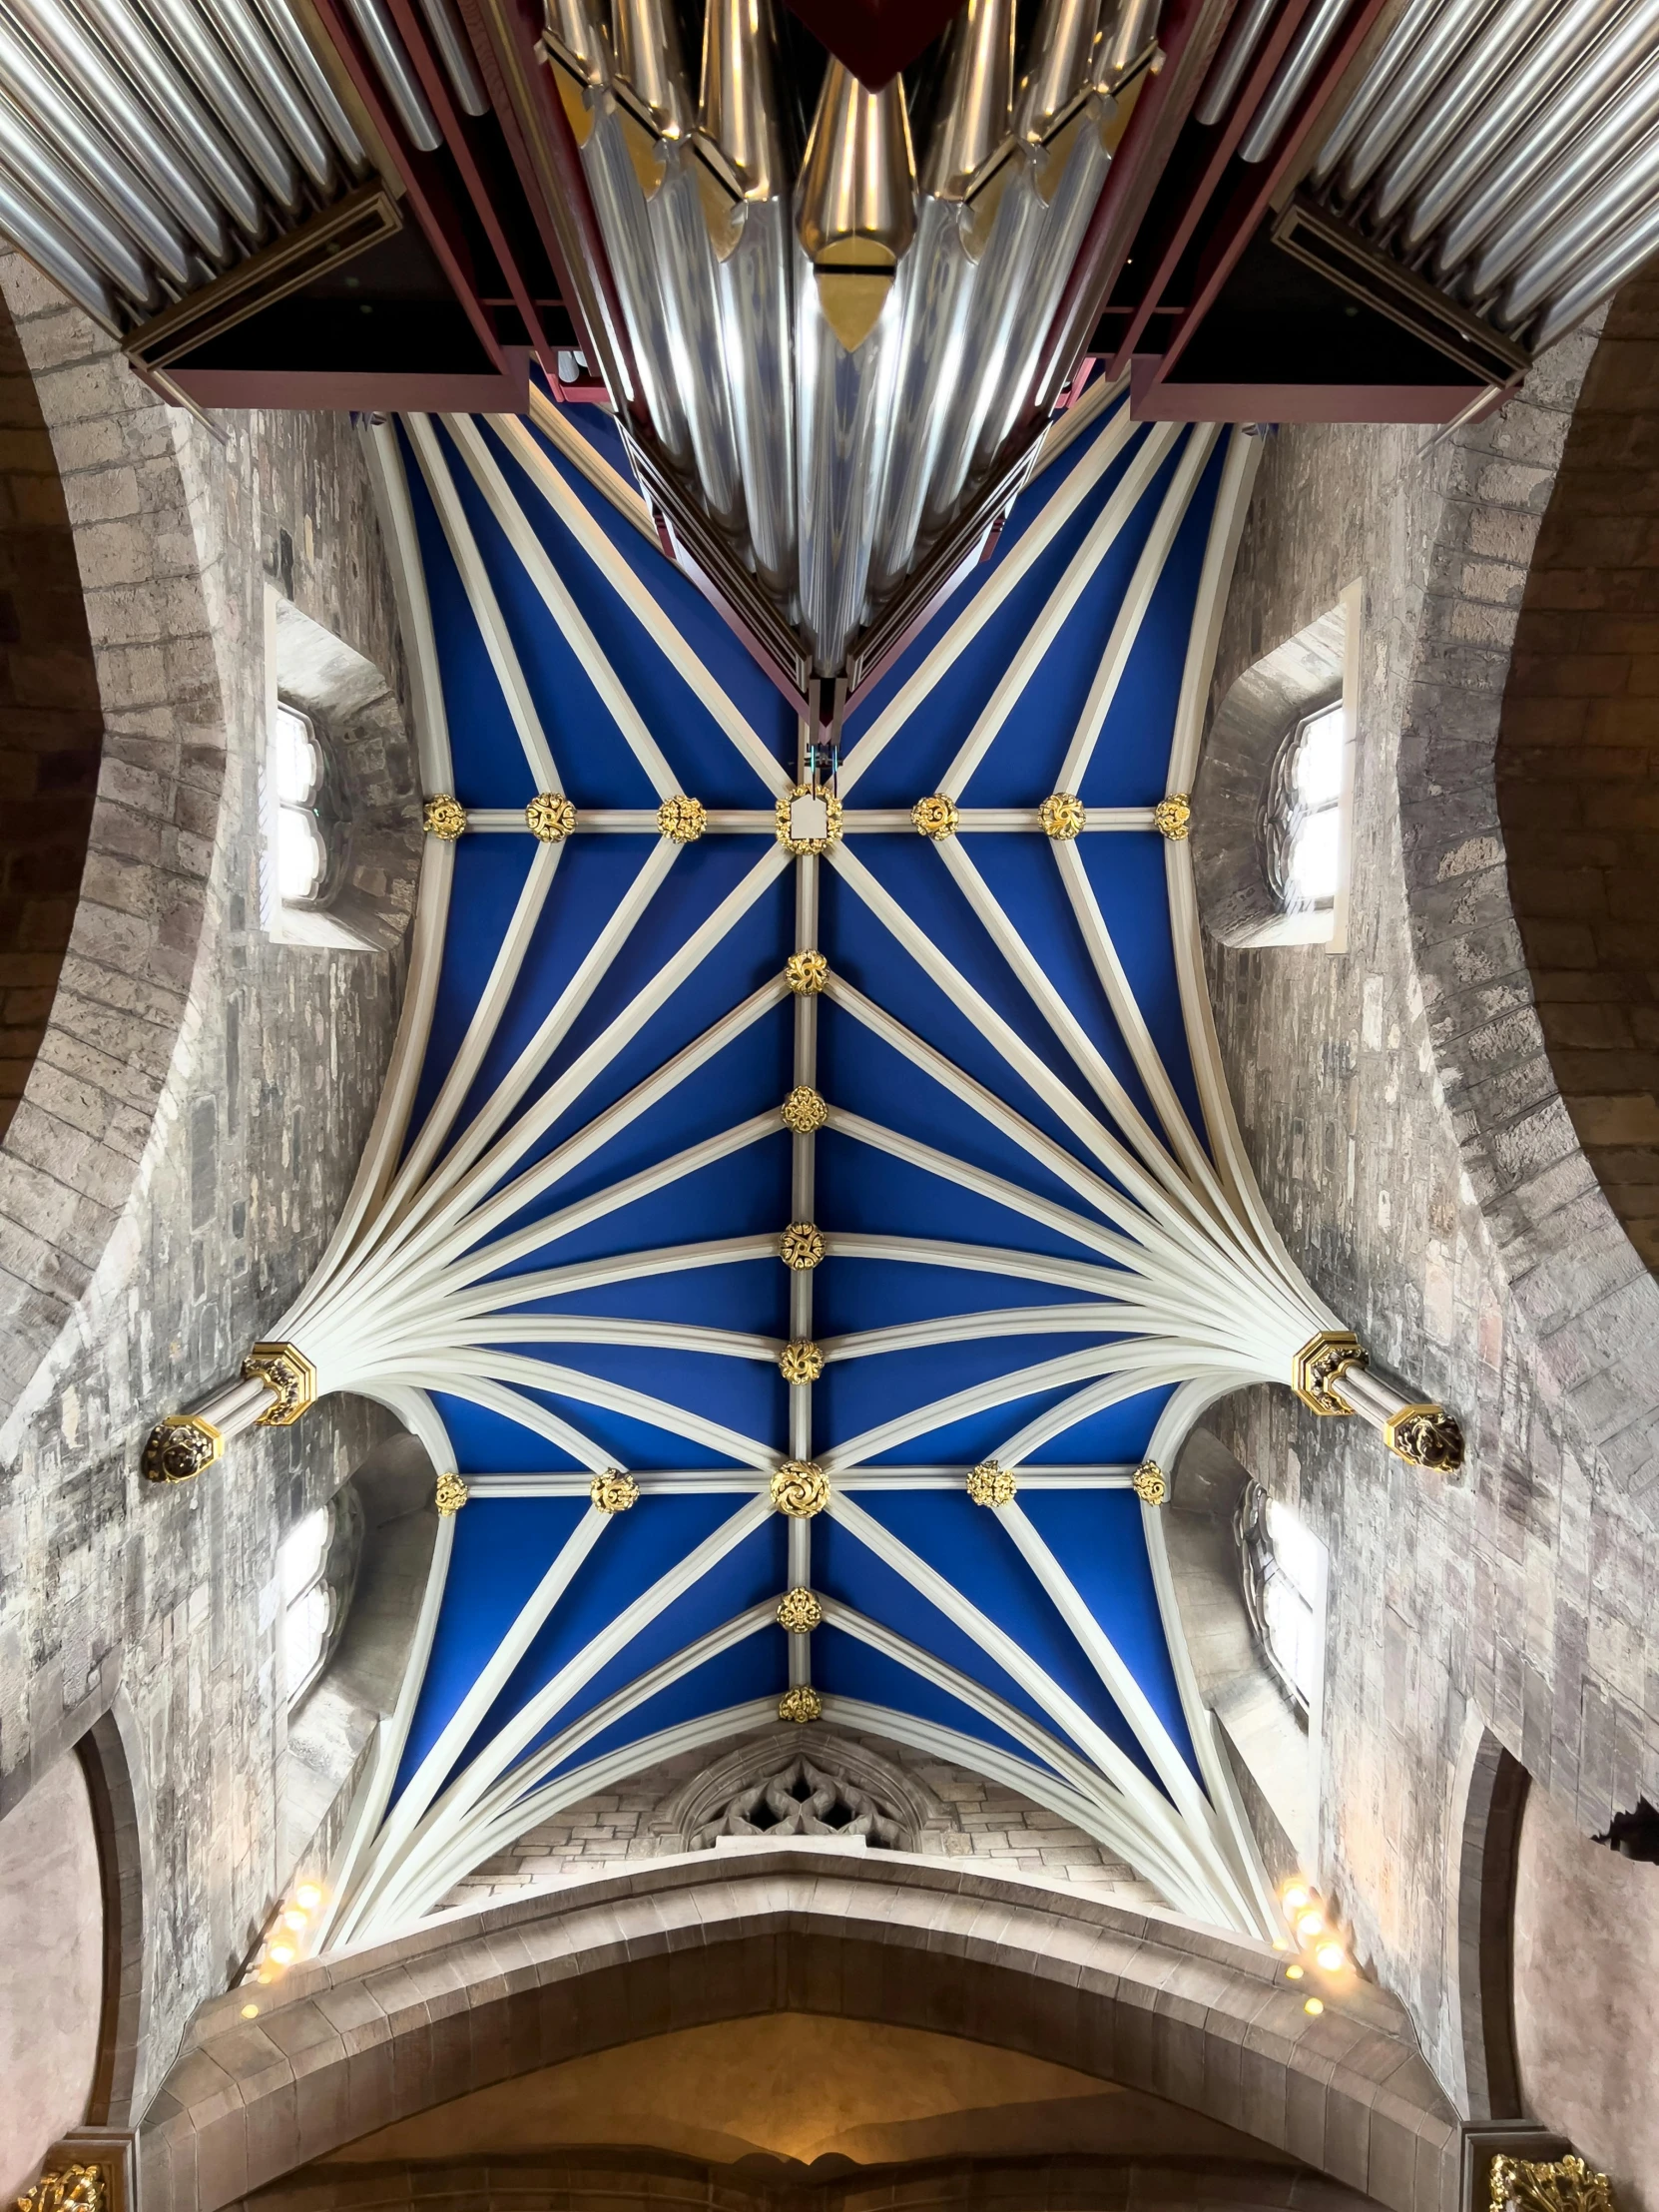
[78,1695,153,2129]
[0,254,226,1418]
[141,1850,1460,2212]
[1443,1719,1528,2126]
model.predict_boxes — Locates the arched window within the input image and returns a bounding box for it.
[273,702,331,907]
[277,1489,364,1709]
[1264,700,1345,918]
[1234,1482,1324,1720]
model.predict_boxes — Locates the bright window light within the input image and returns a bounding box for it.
[278,1507,333,1705]
[273,703,327,905]
[1236,1484,1324,1717]
[1267,701,1346,917]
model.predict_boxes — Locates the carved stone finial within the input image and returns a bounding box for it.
[776,1585,822,1632]
[434,1471,468,1515]
[657,794,706,843]
[779,1338,825,1383]
[778,1684,823,1724]
[1384,1403,1466,1472]
[526,792,577,841]
[422,794,466,838]
[967,1461,1016,1507]
[1153,793,1192,840]
[776,784,843,854]
[243,1341,316,1427]
[782,1085,829,1134]
[16,2165,106,2212]
[1491,2154,1617,2212]
[142,1412,223,1485]
[786,949,829,994]
[911,794,959,840]
[590,1468,640,1513]
[780,1221,825,1270]
[1292,1330,1366,1414]
[1132,1459,1168,1506]
[1039,792,1086,839]
[772,1461,829,1516]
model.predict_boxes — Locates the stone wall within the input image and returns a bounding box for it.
[1196,295,1659,2111]
[0,255,416,2118]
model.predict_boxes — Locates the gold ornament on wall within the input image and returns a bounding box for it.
[1039,792,1086,839]
[1384,1403,1466,1472]
[911,793,959,839]
[776,783,843,854]
[779,1338,825,1383]
[771,1460,829,1516]
[1490,2154,1617,2212]
[17,2166,106,2212]
[434,1471,469,1515]
[526,792,577,841]
[779,1684,823,1723]
[1132,1460,1168,1506]
[590,1468,640,1513]
[1292,1330,1366,1414]
[657,794,706,842]
[782,1085,829,1134]
[786,949,829,994]
[1153,793,1192,839]
[142,1412,223,1484]
[967,1461,1016,1507]
[780,1221,825,1270]
[243,1341,316,1426]
[776,1585,822,1632]
[422,794,466,838]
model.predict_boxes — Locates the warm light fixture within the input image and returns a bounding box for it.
[281,1908,308,1932]
[1316,1941,1347,1971]
[1285,1963,1305,1980]
[1272,1937,1289,1951]
[241,2003,260,2019]
[256,1967,274,1985]
[1282,1884,1311,1912]
[1297,1910,1326,1937]
[294,1882,322,1910]
[1304,1997,1325,2016]
[267,1940,296,1966]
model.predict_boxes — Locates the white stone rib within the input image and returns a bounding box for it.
[385,1316,781,1361]
[405,1236,781,1330]
[406,414,561,794]
[990,1359,1259,1470]
[1168,429,1260,799]
[361,416,450,792]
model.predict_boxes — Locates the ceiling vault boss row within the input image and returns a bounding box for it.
[145,390,1463,1936]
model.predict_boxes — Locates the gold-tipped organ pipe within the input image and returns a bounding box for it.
[697,0,793,593]
[795,60,915,671]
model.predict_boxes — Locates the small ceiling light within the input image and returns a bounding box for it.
[267,1940,296,1966]
[294,1883,322,1910]
[241,2004,260,2019]
[1297,1910,1326,1937]
[1285,1963,1304,1980]
[1316,1941,1346,1971]
[256,1967,274,1985]
[281,1908,308,1933]
[1304,1997,1325,2016]
[1272,1937,1289,1951]
[1282,1884,1310,1912]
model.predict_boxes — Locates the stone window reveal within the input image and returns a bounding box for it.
[278,1488,363,1709]
[1235,1482,1323,1722]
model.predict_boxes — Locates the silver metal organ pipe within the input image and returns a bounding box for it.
[1310,0,1441,184]
[340,0,440,150]
[795,59,915,671]
[0,9,196,279]
[416,0,488,115]
[1193,0,1277,128]
[1368,0,1561,224]
[1397,0,1632,249]
[250,0,368,167]
[0,83,155,298]
[612,0,745,535]
[1430,1,1659,276]
[197,0,340,192]
[697,0,794,594]
[0,154,115,318]
[1531,178,1659,347]
[1467,43,1659,294]
[80,0,266,238]
[3,0,235,259]
[868,0,1013,598]
[145,0,307,204]
[1497,119,1659,324]
[1331,0,1497,200]
[1238,0,1354,162]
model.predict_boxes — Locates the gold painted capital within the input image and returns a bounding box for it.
[434,1471,469,1515]
[17,2166,106,2212]
[244,1341,316,1426]
[772,1460,829,1516]
[911,793,959,840]
[422,794,466,838]
[786,949,829,994]
[590,1468,640,1513]
[142,1412,223,1485]
[967,1460,1016,1507]
[780,1221,825,1270]
[776,1585,822,1633]
[1153,793,1192,839]
[779,1338,825,1383]
[782,1085,829,1134]
[1292,1330,1366,1414]
[527,792,577,841]
[1384,1403,1466,1472]
[779,1683,823,1723]
[776,783,843,854]
[1039,791,1085,840]
[657,794,706,843]
[1491,2154,1617,2212]
[1132,1459,1168,1506]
